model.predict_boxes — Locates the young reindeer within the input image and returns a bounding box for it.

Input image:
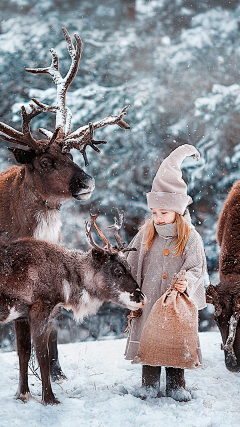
[0,213,147,405]
[0,27,130,381]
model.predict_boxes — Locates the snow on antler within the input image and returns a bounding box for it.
[0,27,130,163]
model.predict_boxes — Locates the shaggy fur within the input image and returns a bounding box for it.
[0,237,146,405]
[209,180,240,371]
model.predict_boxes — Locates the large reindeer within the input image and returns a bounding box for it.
[0,27,130,381]
[206,180,240,371]
[0,214,147,405]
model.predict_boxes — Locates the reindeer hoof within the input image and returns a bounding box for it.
[16,391,34,403]
[50,362,67,383]
[50,370,67,383]
[42,397,62,406]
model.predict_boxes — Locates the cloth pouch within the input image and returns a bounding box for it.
[132,270,202,369]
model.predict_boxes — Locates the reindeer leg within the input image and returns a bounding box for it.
[223,314,240,366]
[49,327,67,382]
[29,304,61,405]
[223,296,240,367]
[15,318,32,402]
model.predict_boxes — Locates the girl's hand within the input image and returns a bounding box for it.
[174,279,188,293]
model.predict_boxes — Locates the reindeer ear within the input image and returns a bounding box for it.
[91,248,109,264]
[8,147,35,165]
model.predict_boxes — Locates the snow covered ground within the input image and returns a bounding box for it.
[0,331,239,427]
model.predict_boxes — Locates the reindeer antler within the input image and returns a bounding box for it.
[0,27,130,163]
[107,209,135,253]
[26,27,82,138]
[25,27,130,165]
[85,211,136,255]
[62,105,130,166]
[85,214,108,253]
[0,104,48,153]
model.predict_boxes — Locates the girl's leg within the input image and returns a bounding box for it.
[165,367,185,392]
[142,365,161,389]
[165,367,191,402]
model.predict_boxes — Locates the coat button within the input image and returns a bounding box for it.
[163,249,169,256]
[162,273,167,279]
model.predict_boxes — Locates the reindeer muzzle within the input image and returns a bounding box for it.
[70,175,95,200]
[130,288,147,307]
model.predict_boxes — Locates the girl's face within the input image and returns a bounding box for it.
[151,208,176,225]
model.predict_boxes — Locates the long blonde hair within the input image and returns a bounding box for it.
[141,213,191,256]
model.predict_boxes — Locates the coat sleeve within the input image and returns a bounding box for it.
[180,229,207,309]
[125,231,143,283]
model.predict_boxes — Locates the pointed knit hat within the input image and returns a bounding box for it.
[146,144,200,215]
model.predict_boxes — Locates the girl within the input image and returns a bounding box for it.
[125,144,207,402]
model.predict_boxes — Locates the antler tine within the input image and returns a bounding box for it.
[62,27,82,91]
[65,105,131,142]
[85,216,105,252]
[0,104,46,152]
[62,106,130,164]
[26,27,82,137]
[85,214,114,253]
[108,210,125,250]
[90,214,114,253]
[107,209,137,253]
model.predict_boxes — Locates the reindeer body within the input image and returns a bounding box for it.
[207,180,240,371]
[0,237,146,405]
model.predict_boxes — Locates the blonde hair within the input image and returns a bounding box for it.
[141,213,191,256]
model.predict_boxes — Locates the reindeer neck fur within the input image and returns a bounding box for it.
[0,165,62,243]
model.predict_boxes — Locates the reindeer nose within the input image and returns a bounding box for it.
[131,288,147,305]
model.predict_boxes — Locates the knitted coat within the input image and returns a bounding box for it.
[124,218,207,361]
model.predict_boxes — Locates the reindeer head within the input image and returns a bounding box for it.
[0,28,130,204]
[85,212,147,311]
[206,283,240,372]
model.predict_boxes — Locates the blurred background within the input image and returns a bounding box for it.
[1,0,239,348]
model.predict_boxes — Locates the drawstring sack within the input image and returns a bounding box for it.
[132,270,202,369]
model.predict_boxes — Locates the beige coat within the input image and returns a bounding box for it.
[125,218,207,361]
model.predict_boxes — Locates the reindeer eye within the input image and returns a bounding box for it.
[40,158,52,168]
[114,267,123,276]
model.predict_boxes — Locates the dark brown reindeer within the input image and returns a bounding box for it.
[206,180,240,371]
[0,27,130,380]
[0,214,147,405]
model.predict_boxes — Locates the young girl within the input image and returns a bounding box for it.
[125,144,207,402]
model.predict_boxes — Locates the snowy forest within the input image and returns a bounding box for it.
[1,1,240,425]
[0,0,240,344]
